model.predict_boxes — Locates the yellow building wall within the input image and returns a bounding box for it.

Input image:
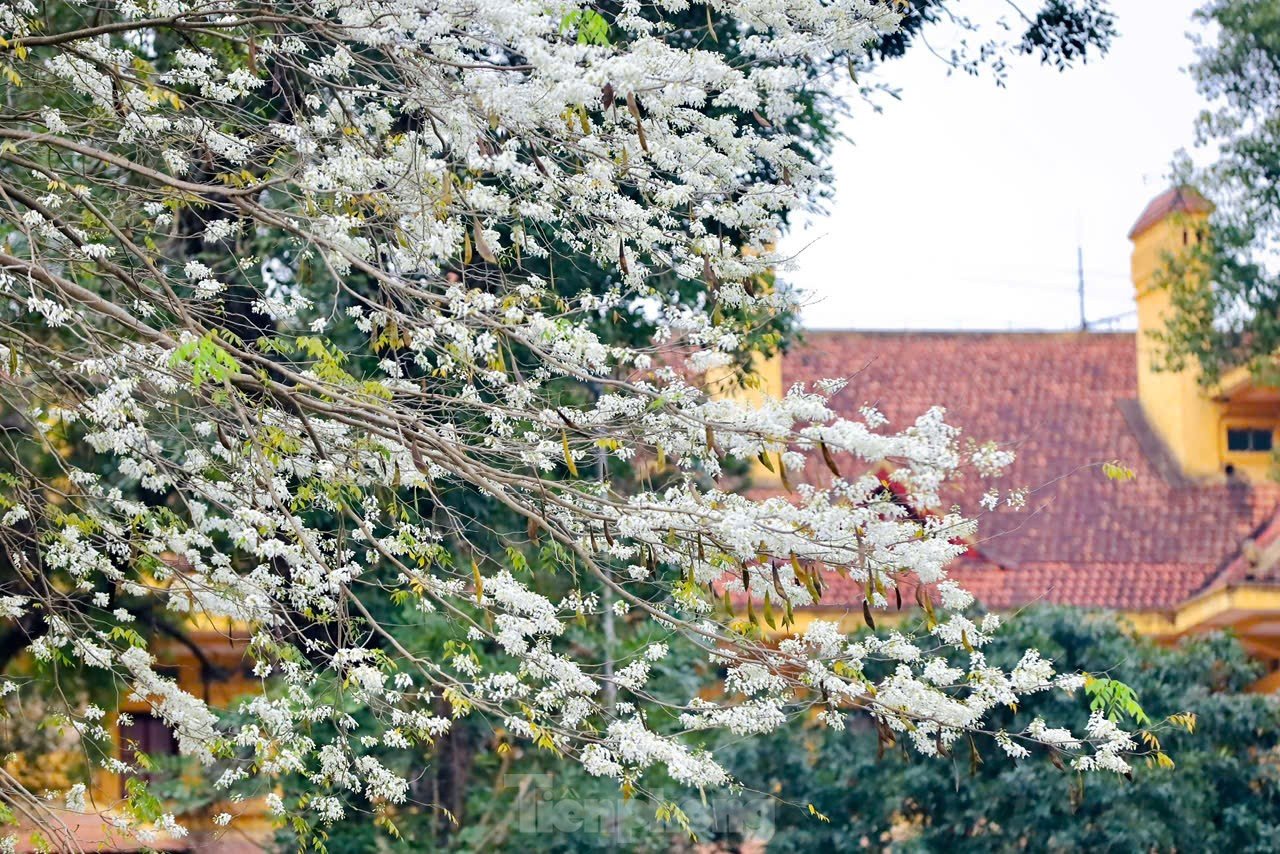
[1131,207,1226,479]
[706,348,784,485]
[1131,199,1280,480]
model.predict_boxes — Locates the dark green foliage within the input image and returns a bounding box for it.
[867,0,1114,86]
[1018,0,1117,69]
[724,608,1280,853]
[244,609,1280,852]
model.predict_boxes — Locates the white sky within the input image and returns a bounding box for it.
[782,0,1206,331]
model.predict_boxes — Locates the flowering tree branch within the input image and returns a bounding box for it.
[0,0,1153,844]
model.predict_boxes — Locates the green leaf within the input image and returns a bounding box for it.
[1102,460,1136,481]
[560,9,611,46]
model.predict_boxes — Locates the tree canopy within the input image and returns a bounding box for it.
[1152,0,1280,384]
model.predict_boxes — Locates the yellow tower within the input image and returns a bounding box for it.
[1130,186,1280,480]
[1129,186,1220,479]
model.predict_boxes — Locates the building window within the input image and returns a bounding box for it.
[1227,428,1274,452]
[119,712,178,795]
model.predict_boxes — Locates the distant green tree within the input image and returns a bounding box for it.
[1154,0,1280,385]
[724,608,1280,853]
[273,607,1280,852]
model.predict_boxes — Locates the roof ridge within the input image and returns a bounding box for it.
[1197,501,1280,595]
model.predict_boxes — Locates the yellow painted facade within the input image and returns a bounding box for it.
[6,625,269,852]
[95,628,255,803]
[1126,194,1280,674]
[1131,201,1222,478]
[705,349,784,485]
[79,627,272,852]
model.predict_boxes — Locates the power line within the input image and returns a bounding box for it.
[1086,309,1137,329]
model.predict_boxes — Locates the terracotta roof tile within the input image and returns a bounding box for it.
[1206,508,1280,589]
[771,331,1280,612]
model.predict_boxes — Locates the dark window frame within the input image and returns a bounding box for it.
[1227,427,1274,453]
[118,712,179,795]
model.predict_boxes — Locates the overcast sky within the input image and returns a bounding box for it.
[781,0,1206,331]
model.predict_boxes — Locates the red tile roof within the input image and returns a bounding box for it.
[773,331,1280,612]
[1207,508,1280,589]
[1128,186,1213,239]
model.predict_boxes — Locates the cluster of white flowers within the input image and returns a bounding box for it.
[0,0,1152,842]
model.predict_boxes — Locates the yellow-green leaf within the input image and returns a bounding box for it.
[1102,459,1136,481]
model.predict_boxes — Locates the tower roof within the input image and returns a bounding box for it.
[1128,186,1213,240]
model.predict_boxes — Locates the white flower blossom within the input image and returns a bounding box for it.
[0,3,1141,840]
